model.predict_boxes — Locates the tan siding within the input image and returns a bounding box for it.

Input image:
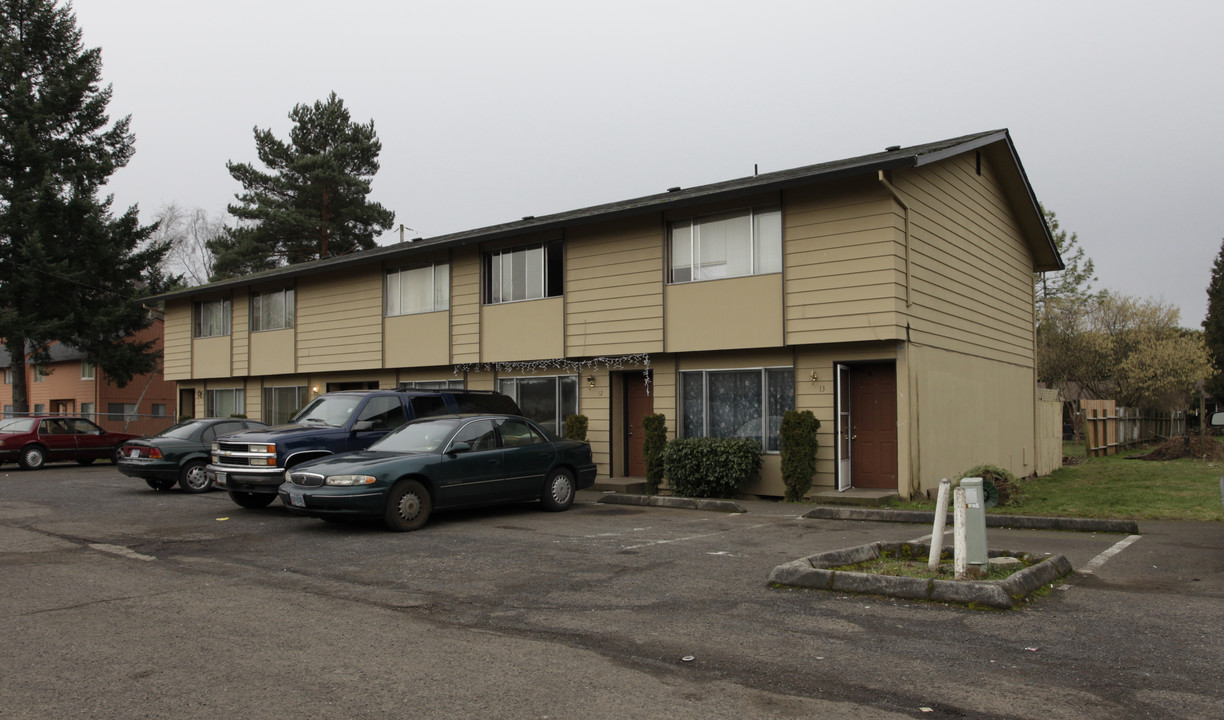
[163,302,192,380]
[450,252,480,363]
[249,328,295,376]
[481,298,564,361]
[191,336,232,378]
[565,216,664,357]
[783,181,906,345]
[232,294,249,375]
[296,268,383,372]
[385,311,451,368]
[665,274,783,352]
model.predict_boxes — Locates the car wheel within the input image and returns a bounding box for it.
[76,458,96,466]
[228,491,276,509]
[384,479,431,532]
[178,460,210,493]
[18,445,46,471]
[145,478,176,491]
[111,446,123,464]
[540,467,576,511]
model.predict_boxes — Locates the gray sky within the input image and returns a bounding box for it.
[73,0,1222,327]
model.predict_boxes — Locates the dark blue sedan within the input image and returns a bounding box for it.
[278,414,598,531]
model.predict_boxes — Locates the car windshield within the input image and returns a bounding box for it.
[292,395,362,428]
[154,420,207,440]
[0,418,35,433]
[370,418,460,454]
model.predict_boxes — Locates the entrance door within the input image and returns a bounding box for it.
[848,362,898,490]
[836,364,852,491]
[179,388,195,419]
[625,372,653,477]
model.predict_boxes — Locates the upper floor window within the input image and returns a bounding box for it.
[3,368,12,384]
[387,262,449,316]
[194,298,232,338]
[669,206,782,283]
[80,361,96,380]
[33,366,47,383]
[251,288,295,332]
[483,241,563,304]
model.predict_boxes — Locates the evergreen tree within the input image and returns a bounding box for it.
[1202,237,1224,400]
[1035,206,1097,320]
[212,92,395,279]
[0,0,171,413]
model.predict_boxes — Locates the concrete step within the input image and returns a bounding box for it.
[809,488,899,507]
[591,478,648,495]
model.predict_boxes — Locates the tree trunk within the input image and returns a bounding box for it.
[6,338,29,415]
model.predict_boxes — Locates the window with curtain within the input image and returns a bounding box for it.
[679,367,794,452]
[251,288,295,331]
[386,262,450,316]
[80,361,95,380]
[194,298,232,338]
[669,206,781,283]
[483,241,563,304]
[262,386,307,425]
[496,375,578,436]
[398,379,465,390]
[206,388,244,418]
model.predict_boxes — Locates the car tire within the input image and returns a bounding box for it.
[18,445,46,471]
[76,458,96,466]
[111,446,123,464]
[178,460,210,493]
[540,467,576,512]
[228,491,276,509]
[384,479,431,532]
[145,478,176,491]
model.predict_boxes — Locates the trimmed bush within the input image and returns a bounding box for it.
[642,413,668,495]
[662,437,762,498]
[780,410,820,502]
[564,414,588,442]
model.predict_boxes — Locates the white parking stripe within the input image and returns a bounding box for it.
[1079,534,1142,575]
[88,543,156,562]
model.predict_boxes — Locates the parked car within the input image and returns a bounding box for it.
[210,388,520,509]
[278,414,598,531]
[118,418,270,492]
[0,416,140,470]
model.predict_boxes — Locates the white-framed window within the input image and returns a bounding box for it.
[262,385,308,425]
[680,367,794,452]
[3,368,11,384]
[33,366,47,383]
[81,402,94,419]
[251,288,295,332]
[387,262,449,316]
[194,298,232,338]
[497,375,578,436]
[669,206,782,283]
[205,388,244,418]
[81,361,96,380]
[483,241,563,304]
[398,379,465,390]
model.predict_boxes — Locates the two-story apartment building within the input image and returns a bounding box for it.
[155,130,1062,499]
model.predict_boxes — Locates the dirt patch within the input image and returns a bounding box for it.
[1132,436,1224,461]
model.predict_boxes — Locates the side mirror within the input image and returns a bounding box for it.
[352,420,374,432]
[447,441,472,455]
[1210,412,1224,428]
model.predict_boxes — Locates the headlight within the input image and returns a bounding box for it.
[284,469,293,483]
[211,442,219,452]
[249,444,275,454]
[325,475,377,487]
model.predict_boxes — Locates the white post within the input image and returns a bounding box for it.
[953,485,967,580]
[928,479,951,570]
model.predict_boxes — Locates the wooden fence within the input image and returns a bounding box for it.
[1080,399,1186,457]
[1036,388,1064,476]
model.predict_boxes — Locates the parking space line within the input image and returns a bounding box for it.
[1079,534,1142,575]
[621,523,772,550]
[89,543,156,562]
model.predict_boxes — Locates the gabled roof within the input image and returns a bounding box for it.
[0,341,86,369]
[155,128,1060,301]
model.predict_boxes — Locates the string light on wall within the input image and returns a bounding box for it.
[454,354,652,395]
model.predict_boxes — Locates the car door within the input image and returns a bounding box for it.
[495,417,555,500]
[68,418,114,460]
[431,419,504,506]
[39,419,80,462]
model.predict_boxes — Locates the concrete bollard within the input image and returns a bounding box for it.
[929,479,951,570]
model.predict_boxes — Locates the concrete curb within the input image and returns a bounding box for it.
[768,541,1075,610]
[596,493,746,514]
[801,506,1139,534]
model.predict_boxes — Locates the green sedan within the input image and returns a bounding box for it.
[278,414,598,531]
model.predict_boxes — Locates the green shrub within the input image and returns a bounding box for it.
[642,413,668,494]
[662,437,762,498]
[780,410,820,501]
[564,414,588,441]
[957,464,1023,506]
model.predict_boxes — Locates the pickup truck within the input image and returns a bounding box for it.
[208,388,520,509]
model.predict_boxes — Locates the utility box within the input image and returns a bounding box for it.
[960,477,989,573]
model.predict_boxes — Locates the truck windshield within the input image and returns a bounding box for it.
[292,395,362,428]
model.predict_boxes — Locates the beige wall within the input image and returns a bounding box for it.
[665,274,784,353]
[191,336,232,379]
[480,298,564,361]
[163,302,192,381]
[296,267,383,373]
[232,294,249,376]
[385,311,451,368]
[249,328,295,376]
[451,252,481,364]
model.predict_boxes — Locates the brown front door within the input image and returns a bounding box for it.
[625,372,653,477]
[849,362,898,490]
[179,388,195,419]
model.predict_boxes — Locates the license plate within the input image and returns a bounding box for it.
[216,472,227,486]
[130,449,141,458]
[288,491,305,508]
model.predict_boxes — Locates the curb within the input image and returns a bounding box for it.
[596,493,746,514]
[801,506,1139,534]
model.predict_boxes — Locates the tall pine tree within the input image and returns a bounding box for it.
[1202,238,1224,401]
[211,92,395,279]
[0,0,171,413]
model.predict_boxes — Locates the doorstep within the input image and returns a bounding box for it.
[809,488,899,507]
[591,477,648,494]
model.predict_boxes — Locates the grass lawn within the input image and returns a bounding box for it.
[890,441,1224,522]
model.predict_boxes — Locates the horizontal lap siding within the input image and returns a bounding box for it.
[451,253,480,364]
[784,181,905,345]
[296,268,383,372]
[565,217,664,357]
[897,154,1035,366]
[163,302,192,380]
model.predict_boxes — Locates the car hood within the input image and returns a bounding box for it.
[219,423,337,442]
[293,450,428,476]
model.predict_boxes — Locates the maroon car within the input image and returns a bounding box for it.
[0,416,140,470]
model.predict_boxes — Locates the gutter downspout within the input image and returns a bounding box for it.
[877,170,912,307]
[878,170,919,496]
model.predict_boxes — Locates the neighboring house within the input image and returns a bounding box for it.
[152,129,1063,499]
[0,321,177,437]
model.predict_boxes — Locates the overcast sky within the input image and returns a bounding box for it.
[72,0,1222,327]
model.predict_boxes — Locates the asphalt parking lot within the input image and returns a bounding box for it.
[2,463,1222,719]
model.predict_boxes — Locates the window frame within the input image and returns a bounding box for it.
[262,385,307,425]
[668,205,782,284]
[398,379,465,390]
[482,240,563,305]
[496,375,578,437]
[80,361,96,380]
[194,298,232,338]
[250,287,295,332]
[679,366,795,453]
[205,388,245,418]
[386,261,450,316]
